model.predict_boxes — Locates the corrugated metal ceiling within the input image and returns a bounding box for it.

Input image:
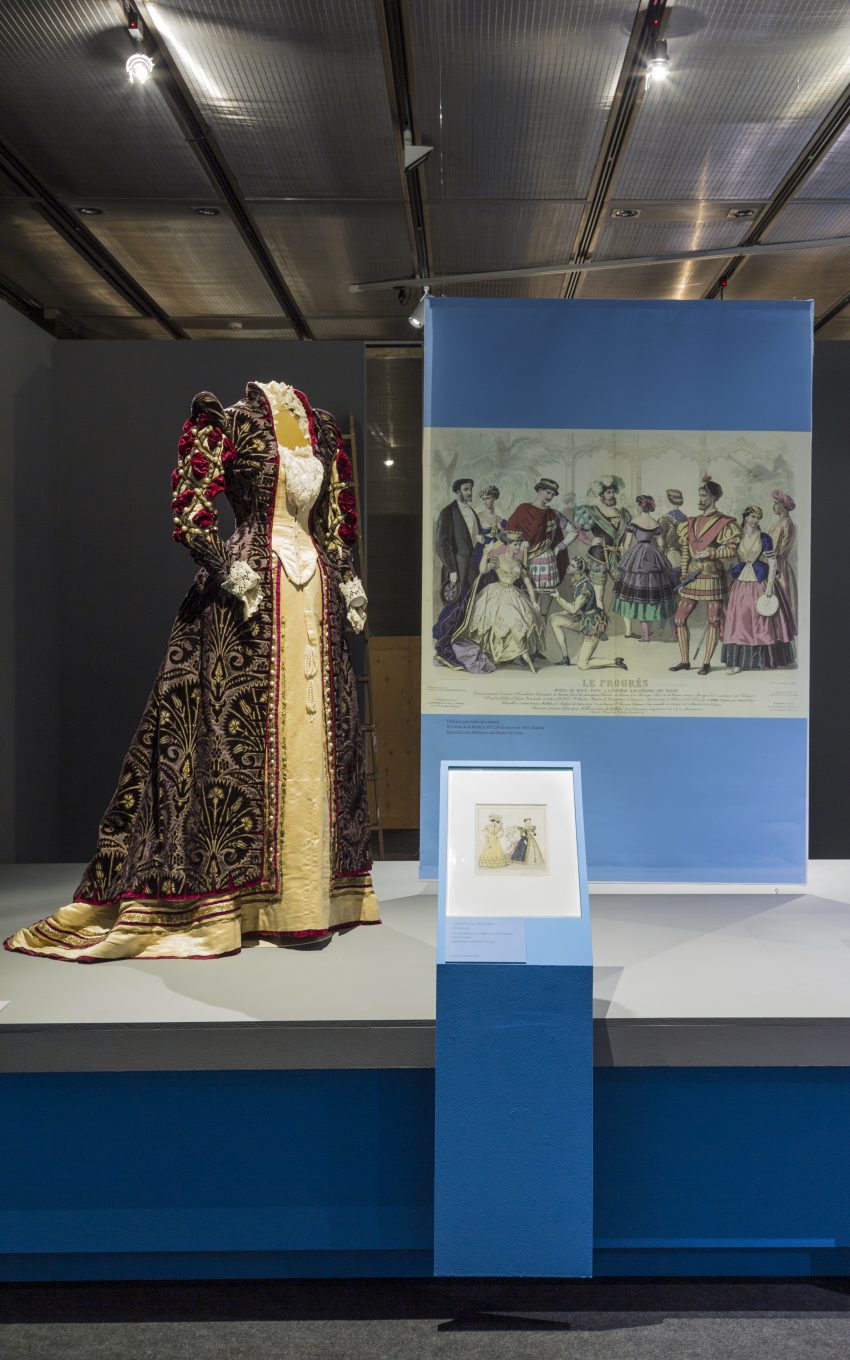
[0,0,848,339]
[0,201,139,317]
[251,201,413,316]
[2,0,210,199]
[408,0,637,200]
[155,0,403,200]
[724,242,850,311]
[428,201,586,274]
[575,210,753,299]
[82,200,286,317]
[616,1,850,201]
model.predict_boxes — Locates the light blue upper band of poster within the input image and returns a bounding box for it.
[424,298,813,433]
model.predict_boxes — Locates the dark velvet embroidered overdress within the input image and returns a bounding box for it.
[5,381,379,961]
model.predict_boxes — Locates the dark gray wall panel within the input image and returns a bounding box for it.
[0,302,58,862]
[809,341,850,857]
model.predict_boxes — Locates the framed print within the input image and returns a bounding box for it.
[445,764,582,918]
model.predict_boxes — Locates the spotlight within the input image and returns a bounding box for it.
[647,38,669,83]
[126,52,154,84]
[76,206,103,216]
[612,207,641,219]
[193,206,221,216]
[409,286,430,329]
[403,129,433,173]
[384,458,395,468]
[727,207,757,220]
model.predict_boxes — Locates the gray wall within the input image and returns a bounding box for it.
[14,331,364,860]
[0,305,57,862]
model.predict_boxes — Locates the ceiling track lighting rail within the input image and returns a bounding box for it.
[379,0,431,302]
[0,137,186,339]
[135,2,311,340]
[704,80,850,302]
[562,0,669,299]
[351,236,850,294]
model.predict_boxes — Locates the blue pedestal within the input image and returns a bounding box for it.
[435,961,593,1275]
[433,760,594,1276]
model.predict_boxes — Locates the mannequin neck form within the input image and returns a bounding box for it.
[257,380,309,450]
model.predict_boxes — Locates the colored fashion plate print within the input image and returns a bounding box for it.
[423,428,809,720]
[476,804,548,876]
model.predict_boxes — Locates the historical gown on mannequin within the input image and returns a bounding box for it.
[5,380,380,961]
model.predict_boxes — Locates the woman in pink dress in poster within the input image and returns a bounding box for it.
[721,505,795,675]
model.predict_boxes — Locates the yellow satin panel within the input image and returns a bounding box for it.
[240,564,378,937]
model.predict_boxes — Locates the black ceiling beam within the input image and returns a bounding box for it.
[378,0,431,286]
[562,0,669,299]
[137,2,311,341]
[704,82,850,302]
[0,137,185,339]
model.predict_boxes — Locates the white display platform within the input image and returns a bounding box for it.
[1,861,849,1071]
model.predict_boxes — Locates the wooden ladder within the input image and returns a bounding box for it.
[341,418,385,860]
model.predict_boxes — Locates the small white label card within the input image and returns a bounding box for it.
[445,917,526,964]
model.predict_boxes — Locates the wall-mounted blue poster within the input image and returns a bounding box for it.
[420,298,811,883]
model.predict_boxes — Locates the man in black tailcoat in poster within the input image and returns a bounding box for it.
[435,477,483,604]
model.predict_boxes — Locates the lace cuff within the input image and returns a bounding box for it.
[222,560,263,620]
[340,575,367,633]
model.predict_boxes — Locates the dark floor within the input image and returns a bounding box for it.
[2,1277,849,1359]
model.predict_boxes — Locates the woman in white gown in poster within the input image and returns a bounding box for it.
[455,531,545,673]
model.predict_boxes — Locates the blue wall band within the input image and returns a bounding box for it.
[422,714,808,881]
[2,1067,849,1280]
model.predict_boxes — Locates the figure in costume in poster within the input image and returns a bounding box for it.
[550,557,628,671]
[770,489,798,639]
[6,380,379,962]
[670,474,741,676]
[506,478,575,624]
[658,489,686,571]
[429,446,802,692]
[477,484,508,545]
[573,476,634,636]
[432,483,506,670]
[454,531,545,673]
[435,477,483,605]
[720,506,795,673]
[612,495,679,642]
